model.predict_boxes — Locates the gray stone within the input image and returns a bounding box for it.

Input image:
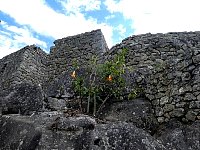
[93,122,167,150]
[46,97,67,111]
[189,101,200,108]
[192,54,200,63]
[0,115,42,150]
[0,83,44,115]
[176,102,186,108]
[184,93,196,101]
[160,96,169,105]
[98,98,159,134]
[154,120,200,150]
[186,111,197,121]
[155,107,164,117]
[181,72,191,81]
[169,108,185,117]
[163,104,175,112]
[157,117,165,123]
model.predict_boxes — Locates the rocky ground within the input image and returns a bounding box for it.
[0,83,199,150]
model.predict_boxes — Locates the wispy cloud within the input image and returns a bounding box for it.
[0,20,47,58]
[58,0,101,13]
[115,24,126,38]
[105,0,200,34]
[0,0,114,54]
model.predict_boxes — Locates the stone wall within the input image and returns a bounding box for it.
[1,29,200,124]
[47,29,108,82]
[17,45,48,85]
[0,47,25,90]
[0,45,48,90]
[108,32,200,123]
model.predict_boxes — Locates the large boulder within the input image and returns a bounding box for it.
[154,120,200,150]
[1,112,199,150]
[0,112,96,150]
[93,122,166,150]
[0,83,44,115]
[98,98,159,134]
[0,115,42,150]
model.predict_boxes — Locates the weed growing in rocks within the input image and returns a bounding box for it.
[71,48,138,116]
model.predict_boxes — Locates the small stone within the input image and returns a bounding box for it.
[155,92,165,99]
[157,117,165,123]
[184,93,196,101]
[196,94,200,101]
[179,86,192,95]
[152,99,159,106]
[164,113,170,119]
[160,96,169,105]
[193,84,200,92]
[155,107,164,117]
[197,116,200,120]
[147,94,155,101]
[169,108,185,117]
[192,54,200,63]
[189,101,200,108]
[164,118,169,122]
[181,72,191,81]
[185,111,196,121]
[176,102,186,108]
[179,87,184,94]
[163,104,175,112]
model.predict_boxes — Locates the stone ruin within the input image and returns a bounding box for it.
[0,29,199,150]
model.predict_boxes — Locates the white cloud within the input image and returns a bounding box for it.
[0,21,47,59]
[104,0,200,34]
[0,0,113,55]
[115,24,126,37]
[58,0,101,13]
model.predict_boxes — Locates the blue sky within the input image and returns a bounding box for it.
[0,0,200,58]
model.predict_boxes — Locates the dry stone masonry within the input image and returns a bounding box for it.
[109,32,200,123]
[47,29,108,82]
[0,45,47,90]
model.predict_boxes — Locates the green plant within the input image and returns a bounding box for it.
[71,48,137,116]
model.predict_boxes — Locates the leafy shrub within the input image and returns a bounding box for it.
[71,48,138,116]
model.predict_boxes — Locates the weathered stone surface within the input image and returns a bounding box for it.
[154,120,200,150]
[46,97,67,111]
[0,115,42,150]
[0,113,96,150]
[93,122,166,150]
[0,114,167,150]
[0,83,44,115]
[0,45,47,90]
[98,98,159,134]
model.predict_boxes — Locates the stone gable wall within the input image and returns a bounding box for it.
[0,48,25,90]
[47,29,108,82]
[0,45,48,90]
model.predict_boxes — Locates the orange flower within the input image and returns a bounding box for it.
[71,71,76,78]
[107,75,112,82]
